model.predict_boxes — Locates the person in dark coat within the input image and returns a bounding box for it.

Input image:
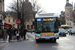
[7,27,12,42]
[0,28,3,38]
[12,28,15,40]
[69,30,72,35]
[23,28,27,40]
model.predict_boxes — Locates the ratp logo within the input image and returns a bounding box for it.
[44,33,47,36]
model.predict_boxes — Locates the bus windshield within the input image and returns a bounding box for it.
[35,21,58,33]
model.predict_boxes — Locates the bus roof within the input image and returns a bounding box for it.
[61,25,71,27]
[35,13,59,18]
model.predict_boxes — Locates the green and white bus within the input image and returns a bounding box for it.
[60,25,72,31]
[33,13,60,42]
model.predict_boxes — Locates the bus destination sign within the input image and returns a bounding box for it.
[43,18,55,21]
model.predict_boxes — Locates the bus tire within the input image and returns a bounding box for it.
[53,39,56,43]
[36,39,39,43]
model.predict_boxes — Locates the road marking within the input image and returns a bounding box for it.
[59,38,70,40]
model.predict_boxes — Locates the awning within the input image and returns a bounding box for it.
[4,23,13,27]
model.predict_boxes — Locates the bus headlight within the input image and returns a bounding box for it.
[35,35,40,39]
[54,34,59,37]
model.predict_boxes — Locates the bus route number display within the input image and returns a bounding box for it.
[36,18,55,21]
[43,18,55,21]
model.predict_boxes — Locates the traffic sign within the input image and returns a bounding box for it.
[16,20,21,24]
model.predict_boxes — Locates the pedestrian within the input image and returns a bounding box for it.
[12,28,15,40]
[7,27,12,42]
[15,29,20,41]
[0,28,3,38]
[23,28,27,40]
[69,30,72,35]
[3,28,7,40]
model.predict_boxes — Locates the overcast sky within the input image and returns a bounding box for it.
[5,0,75,14]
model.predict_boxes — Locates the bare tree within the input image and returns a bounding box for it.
[31,0,43,13]
[8,0,43,22]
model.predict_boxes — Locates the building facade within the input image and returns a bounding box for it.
[5,12,17,28]
[0,0,4,29]
[5,11,34,30]
[0,0,4,12]
[65,0,75,28]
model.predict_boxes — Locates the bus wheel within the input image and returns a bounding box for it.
[53,39,56,43]
[36,39,39,43]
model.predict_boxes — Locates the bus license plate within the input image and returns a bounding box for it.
[41,32,54,36]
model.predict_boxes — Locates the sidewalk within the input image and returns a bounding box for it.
[0,38,8,43]
[0,33,34,43]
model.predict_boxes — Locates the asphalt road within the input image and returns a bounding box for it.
[1,33,75,50]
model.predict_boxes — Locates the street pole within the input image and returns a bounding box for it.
[17,0,19,29]
[22,0,25,30]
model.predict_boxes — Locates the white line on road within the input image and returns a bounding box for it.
[59,38,70,40]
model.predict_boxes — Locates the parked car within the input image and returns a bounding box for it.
[32,29,35,32]
[68,29,75,35]
[59,29,68,36]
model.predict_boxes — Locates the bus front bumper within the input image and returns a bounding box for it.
[35,36,59,40]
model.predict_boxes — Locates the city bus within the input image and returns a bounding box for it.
[33,13,60,42]
[60,25,72,31]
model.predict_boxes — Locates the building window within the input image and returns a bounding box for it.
[27,20,29,22]
[6,13,8,15]
[8,19,10,22]
[70,19,72,21]
[27,25,29,30]
[31,25,33,29]
[70,23,71,25]
[74,24,75,25]
[13,24,15,27]
[67,19,69,21]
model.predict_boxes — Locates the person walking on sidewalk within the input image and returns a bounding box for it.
[12,28,15,40]
[0,28,3,38]
[3,28,7,40]
[15,29,20,41]
[23,28,27,40]
[7,27,12,42]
